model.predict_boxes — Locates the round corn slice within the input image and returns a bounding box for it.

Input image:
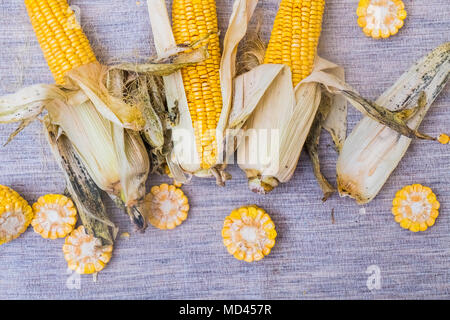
[144,183,189,230]
[438,133,449,145]
[63,226,113,274]
[356,0,407,39]
[31,194,77,239]
[0,185,33,246]
[392,184,440,232]
[222,205,277,263]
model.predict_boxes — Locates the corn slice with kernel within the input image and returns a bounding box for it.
[222,205,277,263]
[31,194,77,239]
[0,185,33,246]
[63,226,113,274]
[357,0,407,39]
[392,184,440,232]
[144,184,189,230]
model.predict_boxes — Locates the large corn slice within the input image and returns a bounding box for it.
[24,0,97,85]
[172,0,222,169]
[264,0,325,86]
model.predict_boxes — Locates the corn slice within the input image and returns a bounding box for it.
[144,184,189,230]
[392,184,439,232]
[357,0,407,39]
[31,194,77,239]
[62,226,113,274]
[0,185,33,246]
[438,133,449,145]
[222,205,277,262]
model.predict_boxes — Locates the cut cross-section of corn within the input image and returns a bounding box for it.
[222,205,276,262]
[0,185,33,246]
[356,0,407,39]
[24,0,97,85]
[63,226,113,274]
[172,0,222,169]
[144,183,189,230]
[31,194,77,239]
[392,184,440,232]
[438,133,449,145]
[264,0,325,86]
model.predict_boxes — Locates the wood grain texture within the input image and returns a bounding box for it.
[0,0,449,299]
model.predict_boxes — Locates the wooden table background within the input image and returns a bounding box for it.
[0,0,449,299]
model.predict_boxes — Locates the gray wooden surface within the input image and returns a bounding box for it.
[0,0,449,300]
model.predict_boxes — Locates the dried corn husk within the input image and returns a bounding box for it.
[0,51,199,230]
[235,58,347,194]
[337,42,450,204]
[146,0,258,183]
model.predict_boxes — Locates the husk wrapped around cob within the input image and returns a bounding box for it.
[0,0,209,231]
[337,42,450,204]
[146,0,259,185]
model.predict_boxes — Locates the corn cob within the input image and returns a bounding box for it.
[63,225,113,274]
[222,205,277,262]
[31,194,77,239]
[0,185,33,245]
[392,184,439,232]
[144,183,189,230]
[172,0,222,169]
[24,0,97,85]
[264,0,325,86]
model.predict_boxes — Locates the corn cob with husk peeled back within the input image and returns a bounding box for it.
[0,1,202,230]
[146,0,258,184]
[235,0,345,194]
[337,43,450,204]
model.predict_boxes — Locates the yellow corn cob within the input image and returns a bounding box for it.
[222,205,277,262]
[392,184,440,232]
[144,184,189,230]
[357,0,407,39]
[0,185,33,246]
[63,226,113,274]
[31,194,77,239]
[172,0,222,169]
[264,0,325,86]
[24,0,97,85]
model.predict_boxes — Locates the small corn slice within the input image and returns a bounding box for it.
[222,205,277,263]
[438,133,449,145]
[392,184,440,232]
[63,226,113,274]
[357,0,407,39]
[0,185,33,246]
[31,194,77,239]
[145,184,189,230]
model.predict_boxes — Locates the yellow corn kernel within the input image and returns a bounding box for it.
[172,0,222,169]
[356,0,407,39]
[31,194,77,239]
[62,226,113,274]
[144,184,189,230]
[438,133,449,145]
[0,185,33,246]
[264,0,325,87]
[24,0,97,85]
[222,205,277,263]
[392,184,439,232]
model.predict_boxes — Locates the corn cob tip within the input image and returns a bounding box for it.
[0,185,33,246]
[144,184,189,230]
[392,184,439,232]
[222,205,277,263]
[357,0,407,39]
[248,176,279,195]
